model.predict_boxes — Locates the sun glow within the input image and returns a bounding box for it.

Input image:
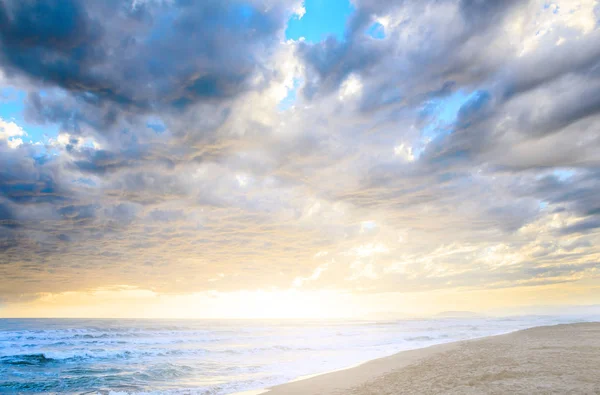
[1,287,366,319]
[3,279,600,319]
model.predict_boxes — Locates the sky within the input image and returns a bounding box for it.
[0,0,600,319]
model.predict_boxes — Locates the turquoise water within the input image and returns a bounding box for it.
[0,316,595,394]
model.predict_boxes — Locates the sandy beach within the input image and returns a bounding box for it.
[265,322,600,395]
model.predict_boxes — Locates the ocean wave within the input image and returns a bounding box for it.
[404,334,450,342]
[0,329,227,340]
[1,316,587,395]
[0,353,55,366]
[219,345,314,355]
[133,364,195,381]
[0,348,210,364]
[0,344,317,362]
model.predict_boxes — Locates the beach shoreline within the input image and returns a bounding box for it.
[255,322,600,395]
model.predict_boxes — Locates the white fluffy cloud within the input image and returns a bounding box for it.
[0,117,27,148]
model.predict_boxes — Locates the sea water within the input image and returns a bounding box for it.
[0,315,596,394]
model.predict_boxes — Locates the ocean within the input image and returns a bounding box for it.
[0,315,596,394]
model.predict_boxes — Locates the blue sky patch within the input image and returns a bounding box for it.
[457,90,491,124]
[553,169,575,181]
[366,22,385,39]
[73,177,97,187]
[147,117,167,134]
[233,3,254,22]
[278,78,303,110]
[0,87,59,144]
[420,90,472,141]
[285,0,354,42]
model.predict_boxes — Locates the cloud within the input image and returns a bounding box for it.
[1,0,600,309]
[0,117,27,148]
[0,0,292,111]
[560,218,600,235]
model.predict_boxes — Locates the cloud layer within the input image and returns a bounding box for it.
[1,0,599,308]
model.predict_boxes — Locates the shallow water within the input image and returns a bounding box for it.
[0,315,596,394]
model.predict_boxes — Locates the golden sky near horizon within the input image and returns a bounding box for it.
[3,279,600,319]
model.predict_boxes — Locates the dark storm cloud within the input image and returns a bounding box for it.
[0,0,103,89]
[0,0,289,112]
[25,91,121,135]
